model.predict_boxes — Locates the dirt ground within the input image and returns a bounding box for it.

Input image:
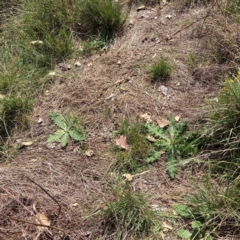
[0,2,226,240]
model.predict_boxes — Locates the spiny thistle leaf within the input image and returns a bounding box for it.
[69,129,86,141]
[145,149,162,163]
[61,132,69,147]
[50,112,67,130]
[47,129,65,143]
[166,151,178,179]
[145,123,169,141]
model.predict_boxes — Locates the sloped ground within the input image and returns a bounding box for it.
[0,3,225,239]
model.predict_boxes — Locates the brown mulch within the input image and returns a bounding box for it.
[0,2,227,239]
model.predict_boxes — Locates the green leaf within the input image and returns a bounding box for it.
[47,129,65,142]
[166,151,178,179]
[50,112,67,130]
[191,220,202,229]
[145,149,161,163]
[177,229,192,239]
[205,235,213,240]
[69,129,86,141]
[61,132,69,147]
[173,204,193,218]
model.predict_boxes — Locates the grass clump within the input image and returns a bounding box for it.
[103,182,160,238]
[175,179,240,239]
[203,70,240,180]
[0,97,33,140]
[79,0,127,41]
[112,120,152,173]
[148,58,172,82]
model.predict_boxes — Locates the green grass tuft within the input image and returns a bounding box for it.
[148,58,172,82]
[103,182,160,237]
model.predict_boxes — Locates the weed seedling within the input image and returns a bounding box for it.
[145,116,199,178]
[47,112,86,147]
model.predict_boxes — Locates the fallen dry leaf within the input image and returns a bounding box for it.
[140,113,152,123]
[115,135,130,150]
[85,149,94,157]
[157,118,170,128]
[137,5,146,11]
[35,212,50,232]
[162,221,173,232]
[175,115,181,122]
[21,141,34,147]
[122,173,133,182]
[146,135,157,142]
[87,62,93,67]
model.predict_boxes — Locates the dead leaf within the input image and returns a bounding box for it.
[162,222,173,232]
[146,135,157,142]
[162,0,167,5]
[115,135,130,150]
[166,14,172,19]
[21,141,34,146]
[158,85,168,96]
[44,90,50,96]
[75,61,81,67]
[137,5,146,11]
[122,173,133,182]
[85,149,94,157]
[175,115,181,122]
[157,118,170,128]
[30,40,43,45]
[72,203,79,207]
[48,71,56,76]
[35,212,50,232]
[140,113,152,123]
[38,118,43,124]
[87,62,93,67]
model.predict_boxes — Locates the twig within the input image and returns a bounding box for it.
[168,0,218,39]
[0,186,34,216]
[24,176,61,217]
[0,213,65,235]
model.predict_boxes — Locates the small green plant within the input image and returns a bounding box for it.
[145,116,199,178]
[203,70,240,179]
[173,203,213,240]
[148,58,172,82]
[47,112,86,148]
[174,177,240,239]
[103,182,161,238]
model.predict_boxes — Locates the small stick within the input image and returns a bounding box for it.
[0,213,65,235]
[24,176,61,217]
[0,186,34,216]
[169,0,218,39]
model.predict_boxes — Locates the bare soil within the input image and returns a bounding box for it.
[0,2,226,240]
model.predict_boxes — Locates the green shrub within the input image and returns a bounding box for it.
[103,183,160,237]
[79,0,126,40]
[0,97,33,139]
[148,58,172,82]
